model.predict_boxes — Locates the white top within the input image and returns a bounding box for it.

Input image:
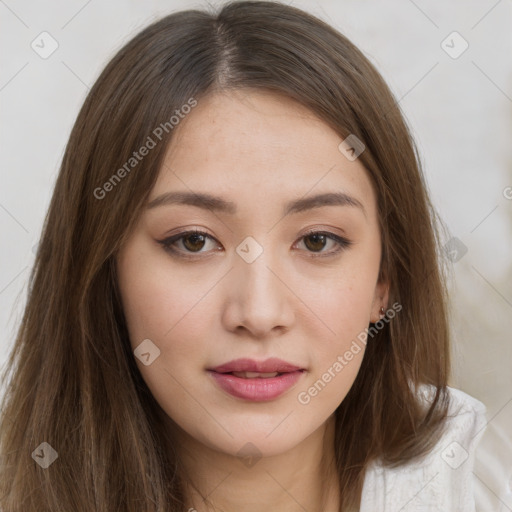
[360,385,487,512]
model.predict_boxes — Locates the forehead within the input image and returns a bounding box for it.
[150,89,377,220]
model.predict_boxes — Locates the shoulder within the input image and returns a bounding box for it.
[360,385,487,512]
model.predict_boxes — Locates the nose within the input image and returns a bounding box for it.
[221,243,295,339]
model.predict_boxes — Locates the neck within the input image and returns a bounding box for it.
[174,416,340,512]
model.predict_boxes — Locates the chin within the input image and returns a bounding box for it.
[211,431,306,460]
[190,412,325,461]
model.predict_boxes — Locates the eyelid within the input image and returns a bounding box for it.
[297,228,352,257]
[156,228,220,258]
[157,227,352,259]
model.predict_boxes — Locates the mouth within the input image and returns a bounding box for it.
[209,357,303,374]
[229,371,282,379]
[207,358,305,401]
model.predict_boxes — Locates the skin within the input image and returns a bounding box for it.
[116,89,389,512]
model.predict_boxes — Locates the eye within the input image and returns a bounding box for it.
[295,230,352,257]
[157,229,220,257]
[157,229,352,259]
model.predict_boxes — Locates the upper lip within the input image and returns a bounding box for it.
[209,358,303,374]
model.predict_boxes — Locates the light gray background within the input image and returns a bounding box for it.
[1,0,511,509]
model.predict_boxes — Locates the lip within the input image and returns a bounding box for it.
[210,357,303,374]
[208,358,305,402]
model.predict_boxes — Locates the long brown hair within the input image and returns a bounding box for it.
[0,1,451,510]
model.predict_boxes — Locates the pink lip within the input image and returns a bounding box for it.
[208,358,305,402]
[210,357,302,374]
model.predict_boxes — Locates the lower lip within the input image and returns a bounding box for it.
[209,370,304,401]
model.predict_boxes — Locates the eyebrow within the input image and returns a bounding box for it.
[146,190,366,217]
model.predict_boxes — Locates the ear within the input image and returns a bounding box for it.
[370,274,390,323]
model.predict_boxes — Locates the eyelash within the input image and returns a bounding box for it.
[157,228,352,260]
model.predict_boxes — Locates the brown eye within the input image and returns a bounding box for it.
[296,230,351,256]
[157,229,219,257]
[182,233,207,252]
[303,233,328,252]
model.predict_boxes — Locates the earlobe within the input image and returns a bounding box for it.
[370,279,390,323]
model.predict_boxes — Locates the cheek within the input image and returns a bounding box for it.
[295,284,371,413]
[296,252,380,400]
[116,247,217,422]
[301,255,380,346]
[313,282,372,337]
[117,244,214,348]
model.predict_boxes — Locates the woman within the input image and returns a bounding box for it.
[0,1,486,510]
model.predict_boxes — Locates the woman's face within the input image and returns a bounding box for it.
[116,89,387,458]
